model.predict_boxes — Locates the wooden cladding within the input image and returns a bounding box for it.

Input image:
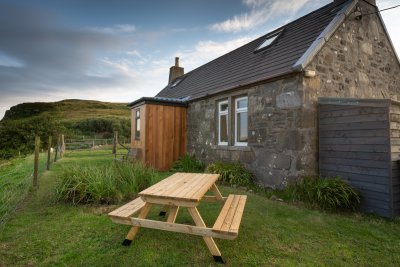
[318,98,400,218]
[131,103,186,170]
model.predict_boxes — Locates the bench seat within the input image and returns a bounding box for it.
[212,194,247,238]
[108,197,145,224]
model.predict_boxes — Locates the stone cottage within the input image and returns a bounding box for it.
[129,0,400,189]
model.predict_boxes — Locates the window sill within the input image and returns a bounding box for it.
[215,145,251,152]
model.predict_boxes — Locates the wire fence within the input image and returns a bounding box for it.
[65,138,129,150]
[0,132,130,225]
[0,153,48,226]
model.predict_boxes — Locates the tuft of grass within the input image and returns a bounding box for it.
[283,176,361,211]
[206,161,253,187]
[170,154,205,173]
[55,161,156,205]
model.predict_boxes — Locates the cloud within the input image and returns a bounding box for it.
[89,24,136,34]
[174,36,254,70]
[210,0,312,33]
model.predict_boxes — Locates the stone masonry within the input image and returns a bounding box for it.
[186,0,400,189]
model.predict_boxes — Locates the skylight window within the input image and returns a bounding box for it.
[171,78,182,87]
[255,30,283,52]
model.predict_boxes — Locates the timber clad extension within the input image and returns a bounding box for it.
[129,0,400,217]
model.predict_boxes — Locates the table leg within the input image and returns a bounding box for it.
[123,203,152,246]
[210,184,225,203]
[187,207,225,264]
[166,206,179,223]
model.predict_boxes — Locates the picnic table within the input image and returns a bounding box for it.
[108,172,247,263]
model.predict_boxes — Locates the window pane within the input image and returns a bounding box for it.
[237,98,248,109]
[236,112,248,142]
[136,118,140,131]
[136,110,140,117]
[220,102,228,112]
[220,114,228,143]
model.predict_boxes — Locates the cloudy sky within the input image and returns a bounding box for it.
[0,0,399,119]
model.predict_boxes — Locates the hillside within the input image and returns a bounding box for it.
[2,99,130,122]
[0,99,131,159]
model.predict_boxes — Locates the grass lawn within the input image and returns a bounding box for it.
[0,153,48,224]
[1,150,400,266]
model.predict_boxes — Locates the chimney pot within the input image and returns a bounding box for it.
[168,57,184,84]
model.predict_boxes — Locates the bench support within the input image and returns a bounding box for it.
[123,203,152,246]
[188,207,224,263]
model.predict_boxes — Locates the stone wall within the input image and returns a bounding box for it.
[299,0,400,177]
[187,75,311,189]
[187,0,400,188]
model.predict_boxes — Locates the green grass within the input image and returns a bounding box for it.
[0,154,48,224]
[1,150,400,266]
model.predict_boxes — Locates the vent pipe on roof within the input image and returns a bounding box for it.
[168,57,184,84]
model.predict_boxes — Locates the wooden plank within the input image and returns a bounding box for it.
[190,174,220,201]
[108,197,146,218]
[213,196,236,233]
[209,184,225,203]
[320,151,388,161]
[188,207,222,256]
[320,163,390,177]
[166,206,179,223]
[319,107,386,118]
[319,144,389,153]
[140,196,199,207]
[202,196,228,203]
[220,195,240,233]
[173,173,207,199]
[181,107,187,156]
[320,170,389,185]
[229,196,247,232]
[125,203,153,241]
[319,157,389,169]
[319,121,388,131]
[319,137,388,145]
[129,218,236,240]
[319,129,388,138]
[319,113,387,125]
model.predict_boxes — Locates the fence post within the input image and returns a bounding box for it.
[47,136,52,170]
[54,135,59,162]
[60,134,65,158]
[112,131,118,154]
[33,136,40,187]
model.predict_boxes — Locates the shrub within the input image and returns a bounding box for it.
[206,161,253,186]
[55,161,156,205]
[170,154,205,173]
[285,176,361,211]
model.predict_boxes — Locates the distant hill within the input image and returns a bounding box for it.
[2,99,130,122]
[0,99,131,159]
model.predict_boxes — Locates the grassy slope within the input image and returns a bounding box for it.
[1,151,400,266]
[2,99,130,123]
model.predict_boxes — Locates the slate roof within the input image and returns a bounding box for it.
[156,0,353,101]
[128,97,188,108]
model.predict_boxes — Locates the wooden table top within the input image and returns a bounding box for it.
[139,173,220,203]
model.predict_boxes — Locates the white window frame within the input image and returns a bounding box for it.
[234,96,248,146]
[218,100,229,146]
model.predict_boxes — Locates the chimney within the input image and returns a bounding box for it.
[168,57,184,84]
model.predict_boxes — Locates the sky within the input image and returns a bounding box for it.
[0,0,399,119]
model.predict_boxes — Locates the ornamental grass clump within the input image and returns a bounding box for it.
[285,176,361,211]
[206,161,253,187]
[55,161,155,205]
[170,154,205,173]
